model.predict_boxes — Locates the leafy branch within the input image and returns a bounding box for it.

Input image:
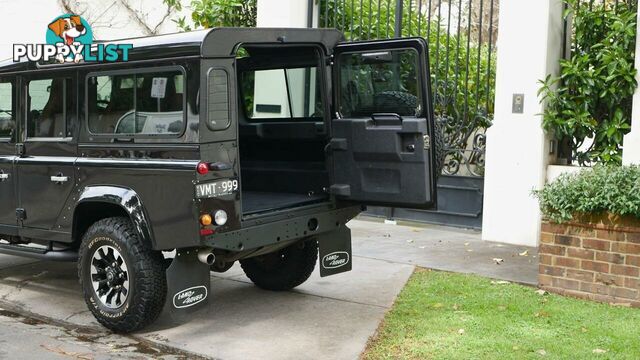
[538,0,637,165]
[164,0,257,31]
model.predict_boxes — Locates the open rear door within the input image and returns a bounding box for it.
[329,38,437,209]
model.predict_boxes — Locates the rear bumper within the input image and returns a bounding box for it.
[203,205,361,251]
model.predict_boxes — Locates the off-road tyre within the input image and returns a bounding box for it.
[375,90,446,175]
[240,238,318,291]
[78,217,166,333]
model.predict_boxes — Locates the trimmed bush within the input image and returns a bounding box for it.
[534,165,640,223]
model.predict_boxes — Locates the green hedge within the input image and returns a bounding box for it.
[534,165,640,223]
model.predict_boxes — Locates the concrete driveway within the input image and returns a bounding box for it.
[0,222,414,360]
[0,218,535,359]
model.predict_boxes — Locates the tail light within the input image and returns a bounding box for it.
[200,214,212,226]
[196,161,232,175]
[200,229,214,236]
[214,210,228,226]
[196,162,209,175]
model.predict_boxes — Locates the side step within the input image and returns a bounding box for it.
[0,243,78,262]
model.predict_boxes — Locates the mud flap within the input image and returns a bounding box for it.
[318,223,352,277]
[165,249,210,318]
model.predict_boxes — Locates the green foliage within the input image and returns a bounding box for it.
[319,0,496,132]
[534,165,640,223]
[165,0,496,137]
[539,0,637,165]
[165,0,257,31]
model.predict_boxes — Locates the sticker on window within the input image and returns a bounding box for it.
[151,77,167,99]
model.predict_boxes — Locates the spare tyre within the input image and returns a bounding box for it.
[373,91,445,175]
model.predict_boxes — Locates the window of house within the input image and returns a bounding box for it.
[27,78,72,138]
[0,81,15,140]
[87,70,185,136]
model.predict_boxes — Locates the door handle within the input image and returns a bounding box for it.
[371,113,402,126]
[50,175,69,183]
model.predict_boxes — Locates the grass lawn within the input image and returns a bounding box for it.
[364,269,640,359]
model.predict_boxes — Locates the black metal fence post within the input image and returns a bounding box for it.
[394,0,404,38]
[307,0,315,27]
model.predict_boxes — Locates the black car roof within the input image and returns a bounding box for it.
[0,27,344,74]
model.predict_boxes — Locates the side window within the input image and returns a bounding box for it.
[339,48,421,117]
[27,78,72,138]
[0,81,15,141]
[88,70,185,136]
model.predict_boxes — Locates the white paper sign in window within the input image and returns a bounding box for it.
[151,77,167,99]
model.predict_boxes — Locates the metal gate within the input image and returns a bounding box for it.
[313,0,497,229]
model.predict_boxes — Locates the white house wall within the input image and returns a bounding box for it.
[0,0,192,61]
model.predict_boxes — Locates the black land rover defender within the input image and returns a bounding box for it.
[0,28,438,332]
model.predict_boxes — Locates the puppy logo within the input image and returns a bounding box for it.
[46,14,92,63]
[13,14,132,64]
[48,16,86,46]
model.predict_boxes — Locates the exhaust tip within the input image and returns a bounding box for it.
[197,250,216,265]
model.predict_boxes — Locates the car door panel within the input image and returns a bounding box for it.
[0,149,16,232]
[330,38,437,209]
[0,78,17,234]
[17,75,77,233]
[17,155,76,230]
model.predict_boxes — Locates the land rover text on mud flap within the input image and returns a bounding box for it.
[0,28,438,332]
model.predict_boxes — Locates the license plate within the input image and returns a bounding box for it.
[195,178,238,199]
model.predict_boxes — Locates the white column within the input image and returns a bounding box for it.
[253,0,318,118]
[257,0,313,28]
[481,0,564,246]
[622,10,640,165]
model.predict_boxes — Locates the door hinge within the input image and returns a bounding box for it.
[326,55,334,66]
[16,208,26,221]
[15,143,24,156]
[423,135,431,150]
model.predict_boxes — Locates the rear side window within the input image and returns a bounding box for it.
[0,81,15,140]
[87,70,185,136]
[338,48,421,117]
[27,77,73,138]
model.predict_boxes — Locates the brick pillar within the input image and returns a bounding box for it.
[539,220,640,305]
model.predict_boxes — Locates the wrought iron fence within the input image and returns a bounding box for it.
[315,0,498,176]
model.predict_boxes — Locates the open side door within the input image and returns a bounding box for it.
[329,38,437,209]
